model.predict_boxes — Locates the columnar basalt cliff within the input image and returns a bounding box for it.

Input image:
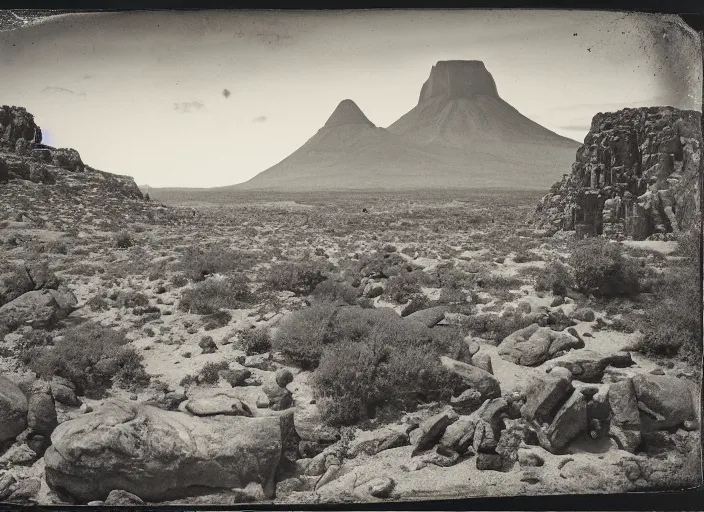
[536,106,702,240]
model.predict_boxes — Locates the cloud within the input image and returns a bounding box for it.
[252,115,267,123]
[42,86,86,96]
[174,101,204,113]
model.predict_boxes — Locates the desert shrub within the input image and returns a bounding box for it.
[179,246,259,282]
[171,273,189,288]
[384,270,432,304]
[86,292,109,312]
[356,251,413,278]
[534,260,574,296]
[478,273,522,291]
[463,311,535,343]
[115,291,150,309]
[311,279,360,305]
[513,250,543,263]
[312,321,461,426]
[198,361,230,385]
[27,322,149,397]
[203,310,232,330]
[570,239,640,297]
[265,260,328,295]
[45,239,68,255]
[272,304,338,369]
[637,265,701,361]
[438,287,466,305]
[114,231,133,249]
[241,327,272,355]
[179,275,254,315]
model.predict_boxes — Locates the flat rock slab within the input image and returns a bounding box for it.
[405,306,450,328]
[543,349,633,382]
[184,390,254,417]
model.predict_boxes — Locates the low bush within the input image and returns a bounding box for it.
[241,327,272,355]
[637,265,701,361]
[534,260,574,296]
[265,260,328,295]
[570,239,640,297]
[311,279,360,305]
[311,319,461,426]
[27,322,149,397]
[198,361,230,385]
[115,231,133,249]
[384,270,433,304]
[179,246,259,282]
[179,275,255,315]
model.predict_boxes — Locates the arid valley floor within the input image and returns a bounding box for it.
[0,182,701,505]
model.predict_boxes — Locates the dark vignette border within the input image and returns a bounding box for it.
[0,1,701,511]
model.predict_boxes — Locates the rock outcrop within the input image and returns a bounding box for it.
[44,399,300,503]
[536,106,702,240]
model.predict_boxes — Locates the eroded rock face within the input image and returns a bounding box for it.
[44,399,298,503]
[0,106,41,149]
[536,106,702,240]
[498,324,584,366]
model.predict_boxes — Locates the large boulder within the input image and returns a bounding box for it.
[498,324,584,366]
[544,390,587,452]
[631,374,696,429]
[26,381,58,438]
[521,374,573,424]
[0,289,76,334]
[607,379,642,452]
[44,399,299,502]
[440,356,501,413]
[0,376,28,443]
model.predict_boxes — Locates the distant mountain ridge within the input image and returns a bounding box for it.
[234,60,580,191]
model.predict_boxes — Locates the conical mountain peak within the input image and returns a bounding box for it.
[418,60,500,104]
[323,99,375,128]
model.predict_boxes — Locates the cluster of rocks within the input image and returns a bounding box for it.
[535,106,702,240]
[0,261,77,336]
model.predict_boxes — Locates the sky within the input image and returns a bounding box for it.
[0,10,701,188]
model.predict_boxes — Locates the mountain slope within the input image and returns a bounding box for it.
[234,61,580,191]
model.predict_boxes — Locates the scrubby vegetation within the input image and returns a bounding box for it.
[636,230,702,362]
[264,259,329,295]
[25,322,149,397]
[274,304,463,425]
[240,327,272,355]
[570,239,640,297]
[179,275,255,314]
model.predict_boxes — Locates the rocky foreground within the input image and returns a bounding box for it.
[0,106,701,505]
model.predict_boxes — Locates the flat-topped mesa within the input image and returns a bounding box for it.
[323,99,375,128]
[419,61,500,104]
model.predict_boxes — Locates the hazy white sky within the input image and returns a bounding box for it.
[1,10,700,188]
